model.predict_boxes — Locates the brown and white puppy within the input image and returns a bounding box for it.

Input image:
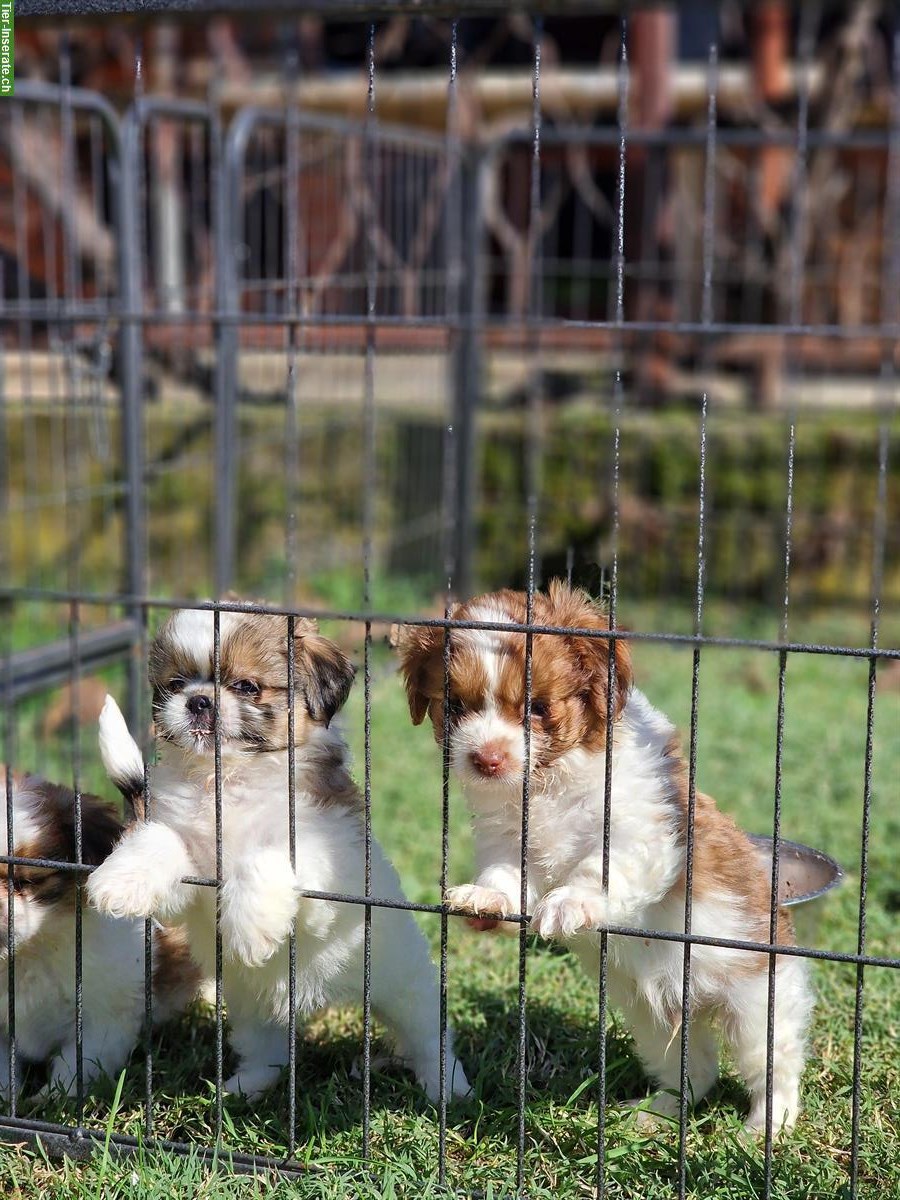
[399,582,812,1133]
[87,607,470,1101]
[0,768,197,1100]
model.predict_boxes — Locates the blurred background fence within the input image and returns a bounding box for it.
[2,1,898,697]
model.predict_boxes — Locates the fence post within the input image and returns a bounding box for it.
[451,147,486,600]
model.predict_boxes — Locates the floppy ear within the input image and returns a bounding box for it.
[79,793,126,865]
[579,624,632,725]
[294,621,356,726]
[40,783,124,866]
[396,624,446,726]
[546,580,633,725]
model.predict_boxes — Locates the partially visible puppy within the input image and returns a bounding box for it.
[399,582,812,1134]
[88,608,470,1102]
[0,768,198,1100]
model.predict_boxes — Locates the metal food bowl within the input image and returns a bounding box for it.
[748,835,845,941]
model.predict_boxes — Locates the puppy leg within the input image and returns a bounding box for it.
[723,956,811,1135]
[219,850,300,967]
[446,829,534,935]
[224,1018,290,1098]
[47,1017,140,1097]
[369,904,470,1102]
[620,993,719,1130]
[87,822,195,919]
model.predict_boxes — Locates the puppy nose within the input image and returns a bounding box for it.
[186,694,212,716]
[471,745,509,777]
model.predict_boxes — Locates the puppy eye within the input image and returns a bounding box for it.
[529,700,549,719]
[231,679,261,698]
[447,695,465,720]
[168,677,186,693]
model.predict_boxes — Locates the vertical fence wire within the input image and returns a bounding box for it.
[360,21,378,1163]
[8,103,37,584]
[67,597,85,1126]
[124,35,156,1143]
[676,40,718,1196]
[286,613,298,1157]
[213,605,225,1144]
[438,18,462,1187]
[283,48,304,1159]
[2,408,15,1114]
[2,79,18,1124]
[849,23,900,1196]
[596,17,629,1198]
[58,33,88,1129]
[284,61,305,605]
[764,6,817,1184]
[122,36,148,733]
[514,17,543,1195]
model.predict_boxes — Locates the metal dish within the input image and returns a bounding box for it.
[748,834,845,907]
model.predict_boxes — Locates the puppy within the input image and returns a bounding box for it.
[399,582,812,1133]
[87,608,469,1102]
[0,768,197,1100]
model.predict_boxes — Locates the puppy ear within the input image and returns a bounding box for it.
[79,793,126,865]
[40,784,123,867]
[396,624,447,726]
[579,624,632,725]
[294,622,356,726]
[546,580,633,725]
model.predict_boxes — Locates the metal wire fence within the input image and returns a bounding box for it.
[1,2,898,1197]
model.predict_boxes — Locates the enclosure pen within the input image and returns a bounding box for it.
[1,2,899,1199]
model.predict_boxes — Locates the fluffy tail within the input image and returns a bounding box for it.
[99,694,146,819]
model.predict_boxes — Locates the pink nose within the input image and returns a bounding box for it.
[471,745,509,777]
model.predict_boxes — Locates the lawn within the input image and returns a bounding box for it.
[1,601,898,1198]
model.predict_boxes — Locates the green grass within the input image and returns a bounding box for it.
[2,602,899,1198]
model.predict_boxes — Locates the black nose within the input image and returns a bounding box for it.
[186,694,212,716]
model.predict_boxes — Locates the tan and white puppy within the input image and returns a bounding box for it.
[399,582,812,1133]
[87,608,469,1102]
[1,768,197,1100]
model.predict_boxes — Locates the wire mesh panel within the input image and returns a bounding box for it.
[1,4,899,1200]
[223,107,455,603]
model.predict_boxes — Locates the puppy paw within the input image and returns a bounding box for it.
[447,1057,472,1101]
[531,886,607,940]
[220,907,294,967]
[86,824,192,919]
[220,854,299,966]
[87,855,166,919]
[223,1065,282,1098]
[445,884,518,932]
[411,1055,472,1104]
[625,1093,679,1132]
[743,1091,798,1138]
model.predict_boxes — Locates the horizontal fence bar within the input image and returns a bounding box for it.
[1,855,896,971]
[3,621,142,702]
[2,307,900,342]
[3,590,898,660]
[0,1113,321,1178]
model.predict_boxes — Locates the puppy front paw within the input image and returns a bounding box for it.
[445,884,518,932]
[415,1056,472,1104]
[223,1065,282,1098]
[220,855,299,967]
[87,854,168,919]
[531,886,607,940]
